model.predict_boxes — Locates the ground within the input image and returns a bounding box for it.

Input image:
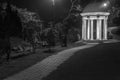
[0,42,84,80]
[1,40,120,80]
[43,42,120,80]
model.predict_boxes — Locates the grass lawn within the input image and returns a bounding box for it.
[0,42,85,80]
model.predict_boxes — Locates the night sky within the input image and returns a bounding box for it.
[11,0,72,22]
[7,0,112,22]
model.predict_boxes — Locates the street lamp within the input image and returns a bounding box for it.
[103,3,108,7]
[51,0,55,28]
[100,1,109,11]
[52,0,55,6]
[102,1,110,8]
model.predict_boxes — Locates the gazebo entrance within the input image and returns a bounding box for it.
[81,12,110,40]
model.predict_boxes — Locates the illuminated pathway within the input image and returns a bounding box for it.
[4,44,97,80]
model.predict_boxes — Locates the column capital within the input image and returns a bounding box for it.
[83,16,88,20]
[90,16,97,20]
[98,16,105,20]
[105,16,108,20]
[98,18,103,20]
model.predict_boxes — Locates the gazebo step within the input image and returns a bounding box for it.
[83,40,108,43]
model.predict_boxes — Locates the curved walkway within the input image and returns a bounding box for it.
[4,44,97,80]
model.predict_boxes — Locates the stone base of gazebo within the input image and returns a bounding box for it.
[82,39,108,43]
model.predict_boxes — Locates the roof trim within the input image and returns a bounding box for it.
[81,12,110,16]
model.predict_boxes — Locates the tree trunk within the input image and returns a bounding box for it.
[5,36,11,61]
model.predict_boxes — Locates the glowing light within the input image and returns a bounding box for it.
[103,3,107,7]
[102,1,110,8]
[52,0,55,6]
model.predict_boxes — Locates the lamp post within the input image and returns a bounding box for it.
[102,0,110,8]
[51,0,55,28]
[52,0,55,6]
[103,3,108,7]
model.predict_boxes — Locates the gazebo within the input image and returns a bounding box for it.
[81,2,110,41]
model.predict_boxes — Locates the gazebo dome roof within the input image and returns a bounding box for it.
[83,2,109,13]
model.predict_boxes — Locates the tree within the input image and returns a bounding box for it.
[0,1,23,61]
[55,22,64,45]
[15,7,43,53]
[60,0,82,46]
[108,6,120,26]
[41,22,56,52]
[46,28,55,52]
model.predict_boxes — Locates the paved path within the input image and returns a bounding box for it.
[4,44,97,80]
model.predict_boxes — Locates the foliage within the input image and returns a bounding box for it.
[108,6,120,26]
[12,5,44,45]
[9,4,44,52]
[55,0,82,46]
[0,3,22,37]
[63,0,82,30]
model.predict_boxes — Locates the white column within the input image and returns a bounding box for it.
[82,18,87,40]
[97,19,100,40]
[99,18,102,40]
[82,18,84,40]
[84,20,87,40]
[90,19,94,40]
[87,19,90,40]
[103,17,108,40]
